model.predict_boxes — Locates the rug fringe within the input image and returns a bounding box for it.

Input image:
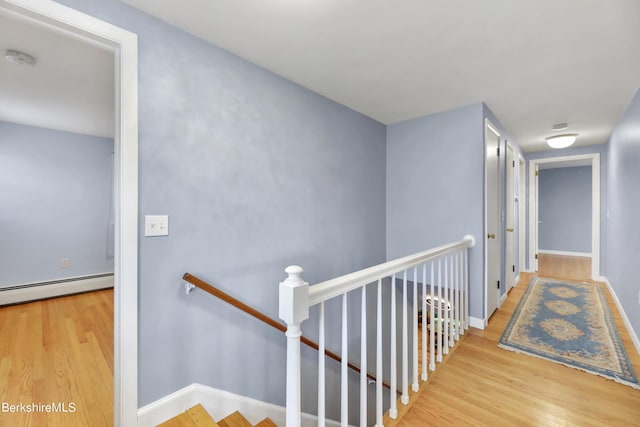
[498,343,640,390]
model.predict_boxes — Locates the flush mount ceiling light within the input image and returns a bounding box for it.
[5,49,36,66]
[546,134,577,149]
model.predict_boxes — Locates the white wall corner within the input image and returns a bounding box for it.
[469,316,485,330]
[600,276,640,356]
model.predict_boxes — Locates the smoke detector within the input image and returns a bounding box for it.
[5,49,36,66]
[551,123,569,131]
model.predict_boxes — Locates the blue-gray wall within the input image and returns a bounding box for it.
[386,103,485,319]
[55,0,387,412]
[606,87,640,342]
[538,166,592,253]
[0,121,114,287]
[525,144,608,273]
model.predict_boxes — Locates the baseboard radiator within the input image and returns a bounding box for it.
[0,273,114,306]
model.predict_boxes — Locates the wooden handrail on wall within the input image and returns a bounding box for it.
[182,272,391,390]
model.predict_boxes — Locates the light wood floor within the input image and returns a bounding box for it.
[389,257,640,427]
[0,289,113,427]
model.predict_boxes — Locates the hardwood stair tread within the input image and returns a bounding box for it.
[157,404,219,427]
[218,410,253,427]
[254,417,278,427]
[187,404,220,427]
[157,411,198,427]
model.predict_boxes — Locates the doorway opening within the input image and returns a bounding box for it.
[0,1,138,425]
[528,154,600,281]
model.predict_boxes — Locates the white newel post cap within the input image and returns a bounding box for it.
[463,234,476,248]
[279,265,309,325]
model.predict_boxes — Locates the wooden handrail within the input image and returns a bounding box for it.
[182,272,392,391]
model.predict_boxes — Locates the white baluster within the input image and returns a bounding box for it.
[437,258,443,363]
[376,279,383,426]
[318,302,325,427]
[401,270,409,405]
[455,251,461,340]
[429,261,436,371]
[443,255,450,354]
[421,263,427,382]
[412,267,418,392]
[360,286,367,427]
[389,275,398,419]
[464,248,469,331]
[448,254,454,348]
[341,293,348,427]
[279,266,309,427]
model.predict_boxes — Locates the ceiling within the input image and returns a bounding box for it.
[0,9,114,138]
[120,0,640,152]
[2,2,639,150]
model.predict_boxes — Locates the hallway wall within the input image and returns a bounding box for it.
[607,86,640,342]
[55,0,387,412]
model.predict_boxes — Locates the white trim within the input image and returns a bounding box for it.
[515,274,520,285]
[600,277,640,356]
[537,250,592,258]
[0,2,139,426]
[469,316,485,330]
[528,153,600,280]
[137,384,341,427]
[0,274,114,306]
[499,291,508,305]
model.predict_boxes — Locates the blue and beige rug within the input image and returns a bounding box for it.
[499,277,639,389]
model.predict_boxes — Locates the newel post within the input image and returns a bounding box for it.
[279,265,309,427]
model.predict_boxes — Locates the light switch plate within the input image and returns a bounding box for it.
[145,215,169,236]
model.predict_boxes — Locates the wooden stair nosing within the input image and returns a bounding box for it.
[217,410,253,427]
[254,417,278,427]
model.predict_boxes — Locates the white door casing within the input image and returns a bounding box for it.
[0,1,139,426]
[528,154,600,279]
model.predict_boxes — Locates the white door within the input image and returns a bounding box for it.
[485,121,501,319]
[518,156,526,274]
[533,164,539,271]
[505,145,516,290]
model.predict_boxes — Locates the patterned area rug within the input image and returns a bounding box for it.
[499,277,639,389]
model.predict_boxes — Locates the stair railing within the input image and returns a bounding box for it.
[279,235,476,427]
[181,272,391,388]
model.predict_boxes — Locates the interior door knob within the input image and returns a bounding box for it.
[487,233,496,239]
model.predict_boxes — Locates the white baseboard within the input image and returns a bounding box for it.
[0,273,114,306]
[537,250,592,258]
[137,383,341,427]
[499,292,508,306]
[469,316,485,330]
[599,276,640,357]
[514,274,520,285]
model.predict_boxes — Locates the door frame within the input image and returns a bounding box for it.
[0,1,139,425]
[484,119,502,325]
[528,153,600,279]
